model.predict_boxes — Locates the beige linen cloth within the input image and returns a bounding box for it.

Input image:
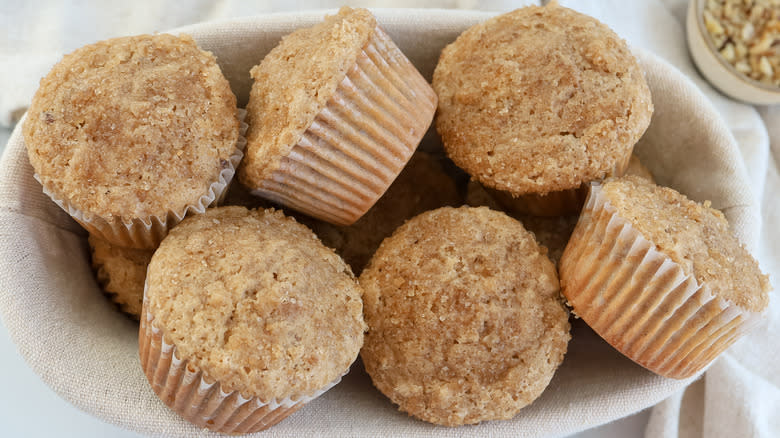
[0,1,777,438]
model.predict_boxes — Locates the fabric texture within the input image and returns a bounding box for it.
[0,2,778,438]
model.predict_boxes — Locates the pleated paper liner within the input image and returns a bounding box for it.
[35,109,248,250]
[139,299,342,434]
[251,26,438,226]
[558,183,764,379]
[488,150,633,217]
[215,110,250,207]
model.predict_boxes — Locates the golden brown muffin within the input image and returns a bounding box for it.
[240,7,376,185]
[360,206,570,426]
[559,176,771,379]
[517,215,578,266]
[23,34,240,249]
[140,206,365,433]
[433,4,653,198]
[239,7,437,226]
[596,177,768,311]
[88,234,153,320]
[306,152,461,274]
[465,181,576,265]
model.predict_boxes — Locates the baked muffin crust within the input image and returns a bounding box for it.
[24,34,239,220]
[360,206,570,426]
[602,176,770,312]
[145,206,365,400]
[465,181,576,265]
[89,234,153,319]
[239,7,376,187]
[433,3,653,195]
[306,152,461,274]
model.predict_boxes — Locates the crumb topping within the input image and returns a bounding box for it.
[24,34,239,220]
[433,4,653,195]
[603,176,770,312]
[360,206,570,426]
[145,207,365,400]
[89,234,153,318]
[305,152,461,274]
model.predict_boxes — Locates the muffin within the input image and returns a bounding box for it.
[23,34,242,249]
[305,151,461,274]
[140,207,365,433]
[515,215,578,266]
[238,7,437,226]
[559,176,770,379]
[465,181,577,266]
[360,207,570,426]
[89,234,153,320]
[433,3,653,215]
[468,154,655,217]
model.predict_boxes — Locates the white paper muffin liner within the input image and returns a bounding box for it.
[558,183,764,379]
[138,290,343,434]
[492,149,633,217]
[216,110,249,206]
[35,109,248,250]
[250,26,437,226]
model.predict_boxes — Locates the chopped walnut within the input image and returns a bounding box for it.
[703,0,780,87]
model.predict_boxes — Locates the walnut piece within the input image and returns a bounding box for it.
[703,0,780,87]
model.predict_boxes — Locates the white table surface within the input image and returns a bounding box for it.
[0,127,651,437]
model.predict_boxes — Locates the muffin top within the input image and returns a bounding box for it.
[601,176,770,312]
[306,152,461,275]
[145,206,365,400]
[23,34,239,220]
[239,7,376,187]
[89,234,153,319]
[433,3,653,195]
[360,206,570,426]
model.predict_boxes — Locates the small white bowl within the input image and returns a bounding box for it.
[686,0,780,105]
